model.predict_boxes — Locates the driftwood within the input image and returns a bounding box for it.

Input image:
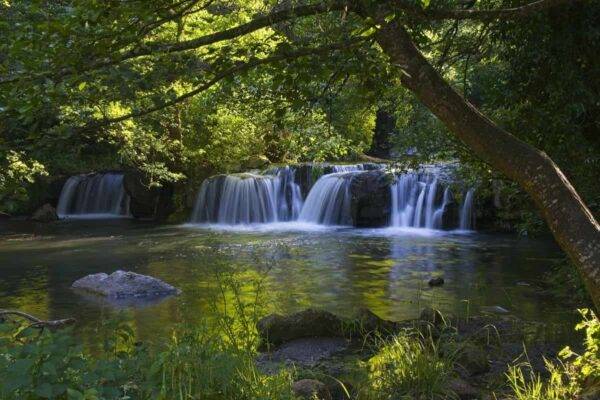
[0,309,75,330]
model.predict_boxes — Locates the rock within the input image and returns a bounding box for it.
[428,277,445,287]
[354,308,398,334]
[257,337,348,367]
[72,270,181,299]
[349,170,393,227]
[457,343,490,376]
[292,379,331,400]
[31,204,58,222]
[123,171,174,221]
[257,309,345,347]
[420,307,446,326]
[449,378,480,399]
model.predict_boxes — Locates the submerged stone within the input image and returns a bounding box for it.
[72,270,181,299]
[428,277,445,286]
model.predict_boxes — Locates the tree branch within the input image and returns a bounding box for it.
[0,309,75,330]
[0,1,349,85]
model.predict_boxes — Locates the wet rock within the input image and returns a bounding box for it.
[123,171,174,221]
[457,343,490,376]
[257,308,397,348]
[428,277,445,287]
[292,379,331,400]
[449,378,480,399]
[354,308,398,334]
[257,309,345,347]
[72,270,181,299]
[257,337,348,367]
[349,170,393,227]
[31,203,58,222]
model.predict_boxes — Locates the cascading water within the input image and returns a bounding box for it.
[390,172,474,230]
[191,174,279,224]
[190,169,304,225]
[459,189,475,230]
[298,172,355,225]
[56,173,130,218]
[390,173,444,228]
[190,163,476,230]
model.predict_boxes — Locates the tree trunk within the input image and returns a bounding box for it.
[373,19,600,308]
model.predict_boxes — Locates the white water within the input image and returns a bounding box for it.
[459,189,475,230]
[298,172,354,225]
[190,164,475,231]
[57,173,130,218]
[390,173,447,229]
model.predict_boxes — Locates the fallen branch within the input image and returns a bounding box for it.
[0,309,75,330]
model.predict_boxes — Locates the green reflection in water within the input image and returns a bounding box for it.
[0,220,578,344]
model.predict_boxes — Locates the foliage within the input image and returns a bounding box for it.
[0,320,295,400]
[0,150,47,213]
[506,309,600,400]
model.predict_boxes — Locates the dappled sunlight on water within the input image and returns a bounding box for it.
[0,219,578,343]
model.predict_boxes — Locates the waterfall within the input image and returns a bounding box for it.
[459,189,475,230]
[390,173,442,229]
[432,187,451,228]
[390,173,475,230]
[273,166,304,221]
[57,173,130,218]
[298,172,354,225]
[189,163,476,230]
[191,174,279,224]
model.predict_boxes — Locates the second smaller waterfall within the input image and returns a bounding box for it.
[56,173,130,218]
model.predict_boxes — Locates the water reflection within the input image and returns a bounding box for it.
[0,220,576,343]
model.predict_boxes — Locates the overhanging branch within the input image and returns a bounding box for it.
[0,1,349,85]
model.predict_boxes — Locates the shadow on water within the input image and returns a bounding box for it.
[0,219,579,344]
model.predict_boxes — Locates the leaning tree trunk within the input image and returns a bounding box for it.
[373,19,600,308]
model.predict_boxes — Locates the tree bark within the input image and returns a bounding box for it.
[372,19,600,308]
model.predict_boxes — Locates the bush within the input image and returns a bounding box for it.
[506,309,600,400]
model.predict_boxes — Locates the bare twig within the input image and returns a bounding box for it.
[0,309,75,330]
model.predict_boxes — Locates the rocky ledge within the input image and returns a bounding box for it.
[72,270,181,299]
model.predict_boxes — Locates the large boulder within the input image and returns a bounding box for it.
[257,309,345,347]
[123,171,175,220]
[257,308,396,347]
[72,270,181,299]
[349,170,393,227]
[31,204,58,222]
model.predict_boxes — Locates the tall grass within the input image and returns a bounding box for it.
[505,309,599,400]
[359,329,458,400]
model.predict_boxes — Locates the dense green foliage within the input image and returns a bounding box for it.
[2,309,598,399]
[1,0,598,226]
